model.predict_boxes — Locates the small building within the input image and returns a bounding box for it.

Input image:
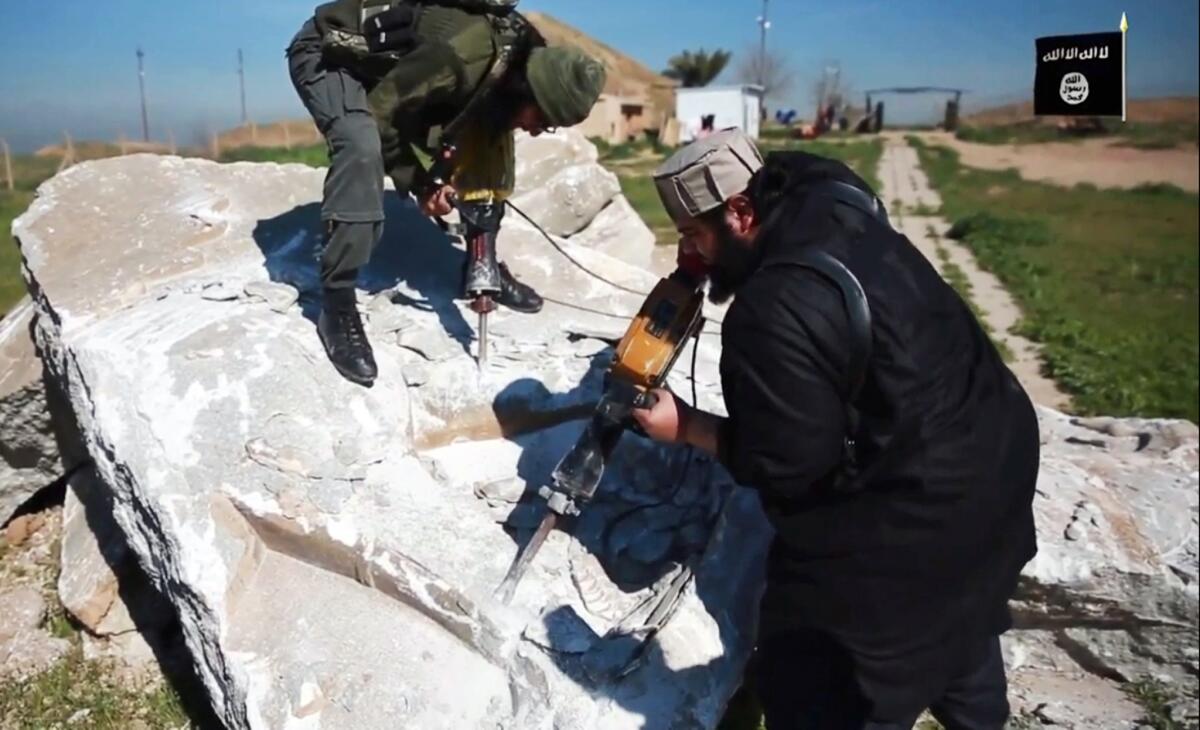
[576,94,650,145]
[675,85,765,141]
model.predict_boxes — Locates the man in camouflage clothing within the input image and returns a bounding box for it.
[287,1,606,385]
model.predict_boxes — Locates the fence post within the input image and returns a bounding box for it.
[210,132,221,160]
[1,138,13,192]
[168,130,177,155]
[57,132,75,173]
[250,120,258,145]
[283,122,292,150]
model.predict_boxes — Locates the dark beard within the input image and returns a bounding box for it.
[706,220,759,305]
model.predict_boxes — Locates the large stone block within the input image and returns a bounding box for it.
[509,162,622,238]
[13,148,765,729]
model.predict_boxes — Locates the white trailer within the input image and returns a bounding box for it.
[675,85,765,141]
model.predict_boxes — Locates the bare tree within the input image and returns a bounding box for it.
[812,63,851,113]
[736,45,794,104]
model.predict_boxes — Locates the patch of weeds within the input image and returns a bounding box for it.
[1005,709,1042,729]
[1123,676,1192,730]
[955,123,1076,145]
[44,598,77,640]
[1,189,36,316]
[933,241,1015,362]
[909,203,942,216]
[0,645,191,729]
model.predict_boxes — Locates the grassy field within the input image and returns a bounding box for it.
[956,120,1199,150]
[0,645,191,729]
[2,153,66,316]
[220,143,329,167]
[910,136,1199,422]
[1,191,35,316]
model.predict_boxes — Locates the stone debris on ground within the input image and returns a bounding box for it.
[0,128,1195,729]
[1,509,72,684]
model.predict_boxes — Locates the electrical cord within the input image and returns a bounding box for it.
[504,199,647,296]
[505,198,726,333]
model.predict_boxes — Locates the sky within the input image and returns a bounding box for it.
[1,0,1196,153]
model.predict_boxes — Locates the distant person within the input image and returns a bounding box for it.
[286,2,605,385]
[634,129,1040,729]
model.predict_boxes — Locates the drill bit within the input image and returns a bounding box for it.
[472,294,494,367]
[495,510,558,604]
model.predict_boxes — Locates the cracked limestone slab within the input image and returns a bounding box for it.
[1011,407,1199,688]
[13,139,771,730]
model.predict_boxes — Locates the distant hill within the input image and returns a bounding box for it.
[524,12,677,124]
[965,96,1198,126]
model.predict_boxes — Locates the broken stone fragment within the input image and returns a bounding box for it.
[199,281,241,302]
[0,586,72,682]
[243,280,300,313]
[473,477,527,505]
[0,299,65,523]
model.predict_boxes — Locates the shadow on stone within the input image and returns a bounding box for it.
[250,197,472,354]
[68,472,224,729]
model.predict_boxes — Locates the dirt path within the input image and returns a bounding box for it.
[919,131,1199,192]
[879,136,1071,409]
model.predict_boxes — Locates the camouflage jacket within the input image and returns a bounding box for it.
[323,3,530,199]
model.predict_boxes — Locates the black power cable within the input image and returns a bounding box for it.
[504,198,725,333]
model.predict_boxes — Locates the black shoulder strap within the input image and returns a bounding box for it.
[755,180,887,491]
[760,246,872,401]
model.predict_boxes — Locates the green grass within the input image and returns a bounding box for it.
[956,120,1198,150]
[908,202,942,217]
[1123,676,1194,730]
[0,645,191,729]
[910,136,1199,422]
[931,234,1015,362]
[955,124,1070,146]
[1115,121,1200,150]
[220,143,329,166]
[1,191,34,317]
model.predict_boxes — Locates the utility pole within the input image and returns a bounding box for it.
[756,0,771,88]
[137,47,150,142]
[238,48,248,125]
[1,138,13,192]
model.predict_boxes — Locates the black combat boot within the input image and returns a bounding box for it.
[496,262,543,314]
[318,287,378,386]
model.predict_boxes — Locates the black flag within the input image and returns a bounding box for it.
[1034,32,1123,116]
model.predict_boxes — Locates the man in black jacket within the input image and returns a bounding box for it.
[633,129,1040,729]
